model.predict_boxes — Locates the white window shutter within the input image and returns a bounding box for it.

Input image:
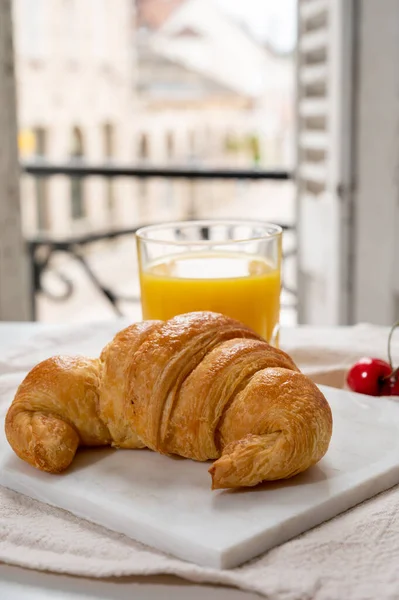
[351,1,399,326]
[296,0,354,325]
[0,1,30,321]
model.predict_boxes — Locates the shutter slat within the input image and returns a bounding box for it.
[298,98,327,117]
[299,131,328,150]
[299,162,327,184]
[299,0,328,21]
[299,28,328,53]
[300,64,328,85]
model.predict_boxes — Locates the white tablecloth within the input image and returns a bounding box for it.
[1,320,399,600]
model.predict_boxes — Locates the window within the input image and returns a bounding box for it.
[188,131,196,160]
[34,127,49,231]
[164,133,176,207]
[137,133,150,212]
[64,0,81,62]
[166,132,175,160]
[104,123,114,159]
[91,0,108,61]
[70,127,85,220]
[103,123,115,214]
[138,133,150,162]
[16,0,46,60]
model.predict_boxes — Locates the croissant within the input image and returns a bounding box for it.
[5,312,333,489]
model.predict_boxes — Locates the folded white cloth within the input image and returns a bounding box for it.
[1,321,399,600]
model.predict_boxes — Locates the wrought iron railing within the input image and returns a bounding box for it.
[21,162,295,320]
[22,162,292,180]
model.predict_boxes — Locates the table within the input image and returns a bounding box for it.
[0,322,259,600]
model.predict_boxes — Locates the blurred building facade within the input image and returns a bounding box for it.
[15,0,294,237]
[135,0,293,169]
[15,0,137,237]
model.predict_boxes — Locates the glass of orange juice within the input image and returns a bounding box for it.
[135,220,282,344]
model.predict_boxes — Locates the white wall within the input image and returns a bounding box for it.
[352,0,399,325]
[0,0,30,320]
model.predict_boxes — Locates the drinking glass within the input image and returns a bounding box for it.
[136,220,282,344]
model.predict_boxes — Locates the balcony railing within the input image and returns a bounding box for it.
[21,162,295,321]
[22,162,292,180]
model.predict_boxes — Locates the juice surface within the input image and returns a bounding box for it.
[139,252,280,342]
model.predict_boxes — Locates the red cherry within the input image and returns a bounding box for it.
[380,372,399,396]
[346,357,392,396]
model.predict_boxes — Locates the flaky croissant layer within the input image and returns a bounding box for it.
[5,312,333,489]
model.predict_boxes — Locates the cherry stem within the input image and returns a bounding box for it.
[387,320,399,371]
[384,366,399,382]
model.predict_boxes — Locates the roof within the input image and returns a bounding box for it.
[138,45,250,103]
[136,0,186,30]
[145,0,292,98]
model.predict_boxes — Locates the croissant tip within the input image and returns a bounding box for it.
[210,479,225,491]
[208,464,214,482]
[208,464,221,490]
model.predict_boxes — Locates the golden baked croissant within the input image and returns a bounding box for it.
[5,312,333,489]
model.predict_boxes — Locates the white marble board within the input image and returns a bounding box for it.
[1,384,399,569]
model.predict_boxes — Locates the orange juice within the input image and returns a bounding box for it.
[139,252,280,342]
